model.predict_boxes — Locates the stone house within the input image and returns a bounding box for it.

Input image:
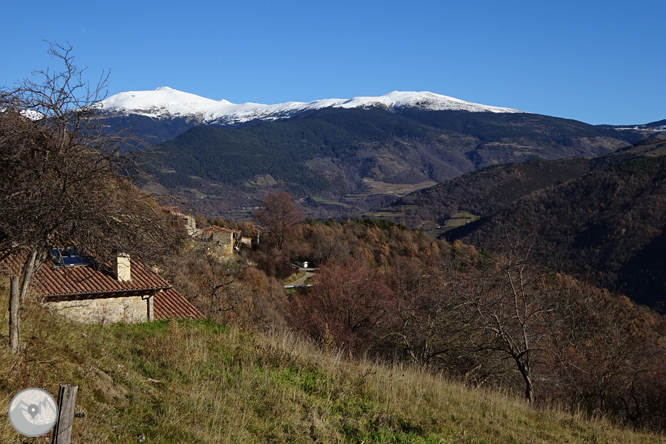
[163,207,203,238]
[203,226,243,257]
[241,236,252,248]
[1,249,203,324]
[164,209,248,255]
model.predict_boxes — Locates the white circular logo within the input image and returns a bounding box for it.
[8,388,58,437]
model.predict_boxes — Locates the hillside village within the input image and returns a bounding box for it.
[3,46,666,443]
[0,206,255,327]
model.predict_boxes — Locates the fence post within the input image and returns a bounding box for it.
[9,276,20,353]
[51,384,78,444]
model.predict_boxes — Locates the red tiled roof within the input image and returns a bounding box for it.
[3,256,170,297]
[2,251,204,320]
[153,288,204,320]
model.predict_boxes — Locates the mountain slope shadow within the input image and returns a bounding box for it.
[617,226,666,311]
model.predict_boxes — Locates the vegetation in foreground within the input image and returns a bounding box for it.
[1,288,664,443]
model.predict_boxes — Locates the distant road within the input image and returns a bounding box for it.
[284,268,315,288]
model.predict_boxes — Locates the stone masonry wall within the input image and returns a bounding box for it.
[47,295,149,324]
[209,230,234,256]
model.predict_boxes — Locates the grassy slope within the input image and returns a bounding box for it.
[1,288,664,443]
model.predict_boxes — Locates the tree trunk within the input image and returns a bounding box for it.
[516,357,536,403]
[524,374,536,404]
[20,250,38,303]
[9,275,20,353]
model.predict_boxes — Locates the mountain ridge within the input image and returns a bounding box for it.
[383,138,666,230]
[100,87,524,126]
[96,86,661,220]
[140,106,637,218]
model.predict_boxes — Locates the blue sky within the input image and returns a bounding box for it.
[3,1,664,125]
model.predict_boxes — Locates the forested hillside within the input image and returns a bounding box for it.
[388,137,666,229]
[446,139,666,310]
[141,107,635,217]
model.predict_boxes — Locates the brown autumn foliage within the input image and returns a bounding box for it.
[289,260,396,353]
[161,243,288,331]
[546,274,666,429]
[277,214,666,430]
[156,192,666,430]
[253,192,305,251]
[300,218,442,268]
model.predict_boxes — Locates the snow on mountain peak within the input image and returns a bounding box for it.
[330,91,520,113]
[100,88,523,125]
[101,87,224,120]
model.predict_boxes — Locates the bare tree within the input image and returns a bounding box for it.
[184,245,248,317]
[253,192,305,250]
[0,43,182,352]
[456,253,557,403]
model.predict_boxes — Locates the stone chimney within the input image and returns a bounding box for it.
[115,253,131,282]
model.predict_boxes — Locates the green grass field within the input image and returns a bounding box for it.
[310,196,352,208]
[442,212,481,230]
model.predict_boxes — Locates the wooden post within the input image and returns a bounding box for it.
[9,275,20,354]
[51,384,78,444]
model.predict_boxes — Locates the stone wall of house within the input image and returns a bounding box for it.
[47,295,149,324]
[183,214,203,238]
[209,230,234,256]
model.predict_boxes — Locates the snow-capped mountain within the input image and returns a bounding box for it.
[100,87,523,126]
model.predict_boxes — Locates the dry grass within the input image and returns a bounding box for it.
[1,282,665,443]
